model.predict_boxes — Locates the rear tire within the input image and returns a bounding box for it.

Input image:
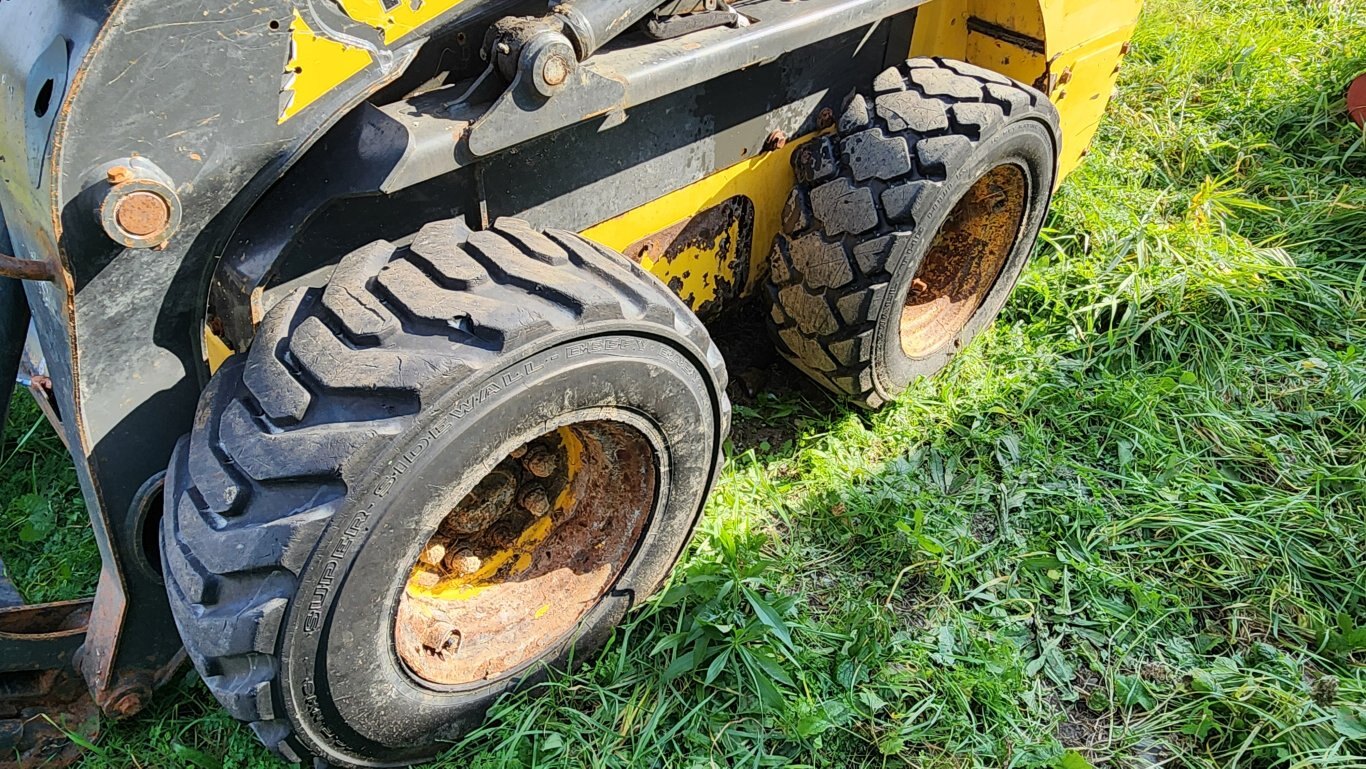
[767,57,1059,407]
[161,218,729,767]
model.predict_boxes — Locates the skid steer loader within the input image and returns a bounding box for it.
[0,0,1141,765]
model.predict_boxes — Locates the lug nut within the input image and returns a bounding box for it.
[444,550,482,576]
[445,468,516,534]
[522,446,558,478]
[519,485,550,516]
[418,542,446,567]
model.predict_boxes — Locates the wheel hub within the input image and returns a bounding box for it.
[900,164,1028,358]
[395,421,657,686]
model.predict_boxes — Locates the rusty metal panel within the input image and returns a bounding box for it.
[620,196,755,317]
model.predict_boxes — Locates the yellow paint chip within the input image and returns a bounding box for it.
[582,138,808,302]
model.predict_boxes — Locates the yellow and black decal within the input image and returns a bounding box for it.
[280,0,473,122]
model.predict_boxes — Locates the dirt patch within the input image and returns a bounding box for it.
[710,301,846,455]
[970,510,999,542]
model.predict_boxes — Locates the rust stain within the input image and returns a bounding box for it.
[112,191,170,238]
[395,422,656,685]
[623,196,753,317]
[0,252,57,282]
[900,164,1027,358]
[0,601,100,769]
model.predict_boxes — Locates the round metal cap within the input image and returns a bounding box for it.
[99,176,181,249]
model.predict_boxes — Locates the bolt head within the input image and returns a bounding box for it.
[112,691,145,718]
[418,542,447,567]
[445,551,482,576]
[522,446,558,477]
[106,166,134,185]
[519,485,551,516]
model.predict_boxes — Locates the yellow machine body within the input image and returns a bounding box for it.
[207,0,1142,371]
[587,0,1142,312]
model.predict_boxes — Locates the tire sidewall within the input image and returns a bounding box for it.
[870,119,1057,401]
[278,330,722,767]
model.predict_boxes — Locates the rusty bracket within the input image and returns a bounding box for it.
[0,600,99,769]
[0,253,55,283]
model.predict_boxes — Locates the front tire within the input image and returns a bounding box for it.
[161,218,729,767]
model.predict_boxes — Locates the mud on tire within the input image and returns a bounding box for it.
[767,57,1060,407]
[161,218,729,767]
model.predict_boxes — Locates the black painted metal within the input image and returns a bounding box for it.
[0,559,22,609]
[397,0,928,182]
[0,277,27,452]
[0,602,92,674]
[483,23,900,230]
[217,19,907,347]
[0,0,457,698]
[0,217,23,446]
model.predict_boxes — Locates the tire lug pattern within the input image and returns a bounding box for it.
[765,57,1058,407]
[161,218,729,764]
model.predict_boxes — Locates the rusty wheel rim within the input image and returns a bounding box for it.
[395,421,657,687]
[900,164,1029,358]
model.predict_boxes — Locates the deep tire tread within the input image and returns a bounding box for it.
[164,218,729,764]
[767,57,1056,407]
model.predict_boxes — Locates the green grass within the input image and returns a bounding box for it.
[4,0,1365,765]
[1,398,98,604]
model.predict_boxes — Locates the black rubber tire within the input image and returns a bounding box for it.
[767,57,1060,408]
[160,218,729,767]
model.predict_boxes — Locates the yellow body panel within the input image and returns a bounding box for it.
[281,13,373,123]
[337,0,471,45]
[283,0,471,121]
[204,326,235,371]
[209,0,1140,371]
[910,0,1143,178]
[581,137,809,300]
